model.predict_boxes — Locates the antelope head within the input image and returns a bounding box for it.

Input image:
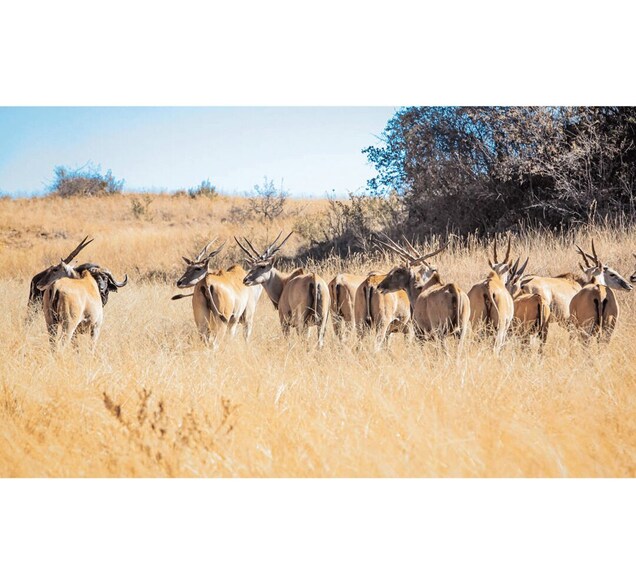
[235,231,293,286]
[375,233,449,293]
[488,234,513,282]
[505,256,529,298]
[575,239,633,291]
[631,253,636,284]
[34,235,94,291]
[176,239,226,288]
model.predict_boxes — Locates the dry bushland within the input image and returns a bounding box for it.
[1,194,636,477]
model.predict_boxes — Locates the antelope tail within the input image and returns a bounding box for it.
[365,286,373,327]
[483,283,501,329]
[202,285,228,324]
[50,287,61,324]
[594,285,608,336]
[447,284,459,334]
[334,283,342,317]
[307,276,323,324]
[315,279,324,325]
[171,293,194,300]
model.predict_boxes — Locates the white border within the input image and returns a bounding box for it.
[2,1,635,562]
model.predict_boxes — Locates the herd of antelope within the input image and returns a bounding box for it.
[27,231,636,352]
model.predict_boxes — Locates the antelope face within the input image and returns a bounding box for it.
[378,267,410,293]
[631,254,636,284]
[36,260,75,291]
[243,261,274,286]
[176,260,210,288]
[593,265,633,291]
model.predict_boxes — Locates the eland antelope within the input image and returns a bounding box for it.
[28,236,93,310]
[236,232,330,348]
[569,240,632,342]
[328,273,366,339]
[36,261,128,348]
[354,271,411,347]
[467,235,514,350]
[172,239,262,346]
[376,234,469,346]
[506,257,551,346]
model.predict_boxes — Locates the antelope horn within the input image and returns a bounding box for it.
[263,231,284,257]
[382,233,417,261]
[574,244,592,268]
[205,240,226,260]
[194,238,217,262]
[266,231,294,258]
[590,238,600,264]
[510,257,520,278]
[242,237,263,259]
[517,256,529,278]
[400,235,420,258]
[234,236,258,260]
[376,234,414,261]
[411,240,451,266]
[493,237,498,263]
[63,235,93,263]
[503,234,511,263]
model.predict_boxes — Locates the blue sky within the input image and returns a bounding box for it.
[0,107,396,198]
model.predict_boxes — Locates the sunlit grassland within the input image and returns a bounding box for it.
[1,194,636,477]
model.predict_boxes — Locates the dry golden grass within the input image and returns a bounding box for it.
[2,193,636,477]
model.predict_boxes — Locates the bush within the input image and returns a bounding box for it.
[130,195,154,220]
[293,193,405,260]
[248,177,288,222]
[49,163,124,197]
[223,176,288,224]
[364,107,636,236]
[188,179,217,199]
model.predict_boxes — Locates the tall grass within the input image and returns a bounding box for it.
[1,194,636,477]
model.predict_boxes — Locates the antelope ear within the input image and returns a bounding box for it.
[182,257,192,265]
[579,263,586,273]
[488,259,494,269]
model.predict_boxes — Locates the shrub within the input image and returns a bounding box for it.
[131,195,154,220]
[188,179,217,199]
[49,163,124,197]
[248,177,288,222]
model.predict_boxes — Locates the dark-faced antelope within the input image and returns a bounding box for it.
[172,239,262,346]
[236,232,330,348]
[28,236,93,310]
[467,235,514,350]
[569,240,633,342]
[36,262,128,348]
[630,253,636,284]
[328,273,366,339]
[354,271,411,347]
[506,257,551,346]
[376,234,469,347]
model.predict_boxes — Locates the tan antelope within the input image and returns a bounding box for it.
[36,261,128,348]
[569,241,633,342]
[376,234,470,347]
[467,235,514,350]
[353,271,411,347]
[505,257,551,346]
[328,273,366,339]
[236,232,330,348]
[28,236,93,310]
[172,239,262,346]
